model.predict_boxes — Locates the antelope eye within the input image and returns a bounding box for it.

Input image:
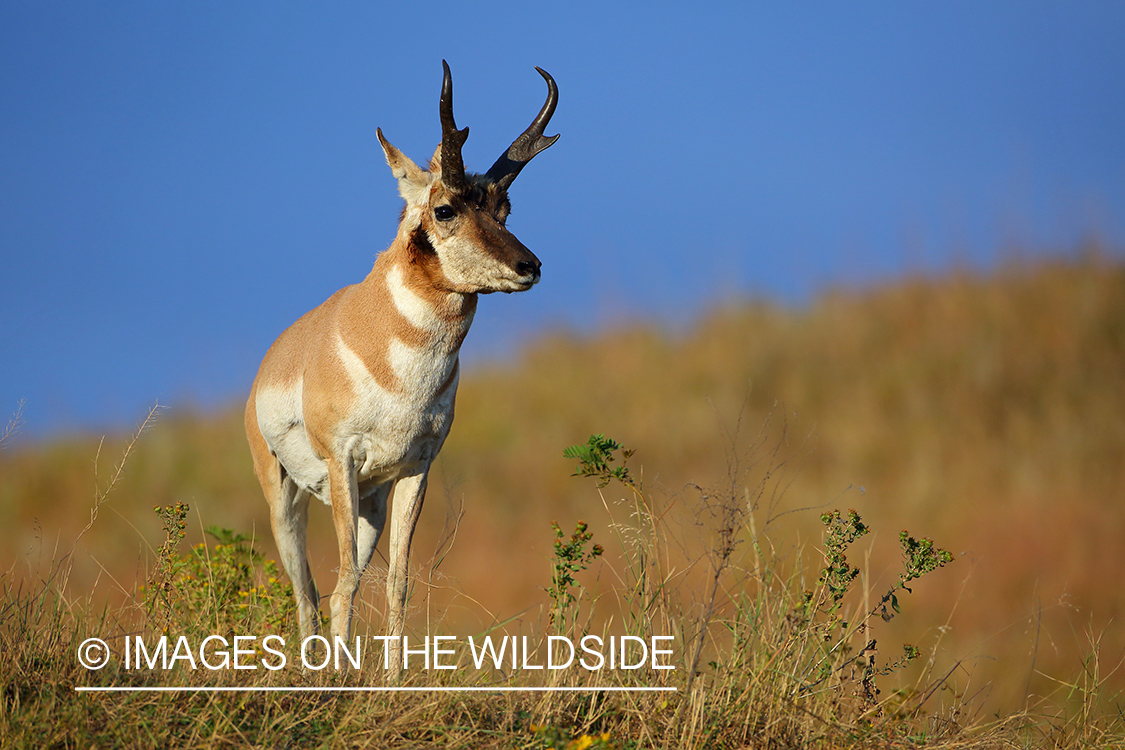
[434,205,456,221]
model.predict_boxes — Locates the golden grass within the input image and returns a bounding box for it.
[1,250,1123,747]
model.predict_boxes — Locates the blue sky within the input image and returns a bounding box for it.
[2,3,1123,438]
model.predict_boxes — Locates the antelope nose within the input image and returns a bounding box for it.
[517,259,541,278]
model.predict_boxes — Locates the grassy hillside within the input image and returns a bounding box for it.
[2,252,1123,746]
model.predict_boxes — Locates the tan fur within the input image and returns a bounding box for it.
[244,64,553,676]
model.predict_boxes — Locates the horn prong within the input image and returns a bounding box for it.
[486,67,560,189]
[439,60,469,193]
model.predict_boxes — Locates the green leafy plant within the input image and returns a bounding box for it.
[145,506,294,636]
[547,520,603,631]
[563,434,668,639]
[146,501,191,631]
[563,434,636,489]
[797,508,954,707]
[819,508,870,608]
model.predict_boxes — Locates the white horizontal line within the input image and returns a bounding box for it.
[76,686,677,693]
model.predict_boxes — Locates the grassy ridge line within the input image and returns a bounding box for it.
[2,428,1112,748]
[2,441,1118,747]
[1,252,1124,715]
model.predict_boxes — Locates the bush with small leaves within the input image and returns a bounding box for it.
[145,506,294,637]
[547,520,603,631]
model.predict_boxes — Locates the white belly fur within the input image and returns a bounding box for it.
[255,379,331,500]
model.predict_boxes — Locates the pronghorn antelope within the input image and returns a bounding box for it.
[244,61,557,668]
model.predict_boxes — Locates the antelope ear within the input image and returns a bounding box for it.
[377,128,430,204]
[428,144,443,175]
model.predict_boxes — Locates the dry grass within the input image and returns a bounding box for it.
[1,250,1124,747]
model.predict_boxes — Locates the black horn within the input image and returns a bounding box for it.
[486,67,559,190]
[439,60,470,193]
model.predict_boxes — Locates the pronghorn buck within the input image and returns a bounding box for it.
[245,61,558,668]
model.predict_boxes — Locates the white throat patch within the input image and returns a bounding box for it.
[387,263,444,331]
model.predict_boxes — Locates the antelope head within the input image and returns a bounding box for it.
[376,60,558,295]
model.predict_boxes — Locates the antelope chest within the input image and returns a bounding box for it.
[255,333,461,505]
[335,332,460,482]
[255,262,475,505]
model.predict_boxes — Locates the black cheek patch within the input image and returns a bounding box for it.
[409,225,438,259]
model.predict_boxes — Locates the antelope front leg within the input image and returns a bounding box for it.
[385,471,428,675]
[326,454,362,642]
